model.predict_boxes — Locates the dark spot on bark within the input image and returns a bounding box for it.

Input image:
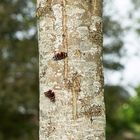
[44,90,55,102]
[53,52,68,61]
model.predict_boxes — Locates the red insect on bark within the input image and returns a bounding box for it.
[53,52,67,61]
[44,90,55,102]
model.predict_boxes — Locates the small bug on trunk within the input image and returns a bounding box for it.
[53,52,67,61]
[44,90,55,102]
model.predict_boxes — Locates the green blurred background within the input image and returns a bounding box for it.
[0,0,140,140]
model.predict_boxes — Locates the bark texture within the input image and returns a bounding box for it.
[37,0,105,139]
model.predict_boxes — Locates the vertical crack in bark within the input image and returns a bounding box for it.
[93,0,102,16]
[72,86,77,120]
[65,72,81,120]
[62,0,68,80]
[71,73,81,120]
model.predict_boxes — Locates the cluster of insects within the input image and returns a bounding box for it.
[53,52,68,61]
[44,90,55,102]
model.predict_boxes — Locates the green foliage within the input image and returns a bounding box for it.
[104,84,140,140]
[103,4,134,139]
[103,13,128,140]
[0,0,38,140]
[104,85,129,138]
[103,1,140,139]
[103,16,124,70]
[107,86,140,139]
[131,0,140,9]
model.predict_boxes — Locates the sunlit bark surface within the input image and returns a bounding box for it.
[37,0,105,139]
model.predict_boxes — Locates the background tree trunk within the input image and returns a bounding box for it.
[37,0,106,139]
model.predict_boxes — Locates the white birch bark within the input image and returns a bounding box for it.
[37,0,106,139]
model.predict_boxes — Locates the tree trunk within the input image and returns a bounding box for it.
[37,0,105,139]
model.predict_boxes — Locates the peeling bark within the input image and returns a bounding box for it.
[37,0,106,139]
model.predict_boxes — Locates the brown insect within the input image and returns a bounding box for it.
[44,90,55,102]
[53,52,67,61]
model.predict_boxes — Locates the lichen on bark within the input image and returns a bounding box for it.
[38,0,106,139]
